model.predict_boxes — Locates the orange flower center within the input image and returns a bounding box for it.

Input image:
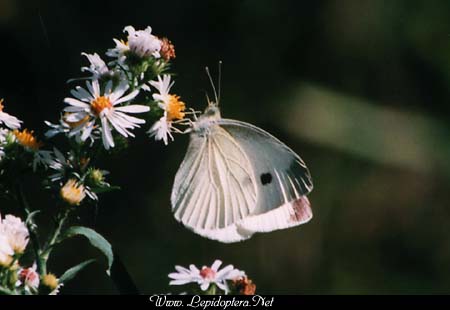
[90,96,112,116]
[166,95,185,121]
[0,99,4,112]
[159,37,176,61]
[13,129,43,150]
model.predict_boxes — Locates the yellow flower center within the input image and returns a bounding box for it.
[42,273,59,290]
[64,113,90,129]
[90,96,112,116]
[60,179,86,206]
[166,95,185,121]
[0,254,13,268]
[13,129,43,150]
[0,99,4,112]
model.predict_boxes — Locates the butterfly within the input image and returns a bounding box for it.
[171,66,313,243]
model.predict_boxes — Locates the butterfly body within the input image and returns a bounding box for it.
[171,103,313,243]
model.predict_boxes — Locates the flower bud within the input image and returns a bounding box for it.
[60,179,86,206]
[88,168,105,185]
[42,273,58,291]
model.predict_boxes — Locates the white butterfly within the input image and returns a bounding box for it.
[171,69,313,243]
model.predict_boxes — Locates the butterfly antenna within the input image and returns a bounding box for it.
[204,90,211,105]
[218,60,222,105]
[205,66,219,105]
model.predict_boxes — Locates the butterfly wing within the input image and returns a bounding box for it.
[217,119,313,234]
[171,124,259,242]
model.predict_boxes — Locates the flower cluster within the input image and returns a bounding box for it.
[0,25,186,295]
[0,213,61,295]
[168,260,256,295]
[47,25,186,149]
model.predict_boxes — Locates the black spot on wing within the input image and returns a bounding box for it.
[260,172,272,185]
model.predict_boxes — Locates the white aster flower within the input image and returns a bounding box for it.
[0,99,22,129]
[107,25,161,61]
[126,26,161,58]
[81,53,111,79]
[64,79,150,150]
[149,74,173,106]
[44,119,71,138]
[168,260,245,294]
[0,128,9,142]
[148,114,174,146]
[0,214,29,254]
[106,39,129,64]
[0,234,13,266]
[44,118,99,145]
[147,75,186,145]
[46,147,71,182]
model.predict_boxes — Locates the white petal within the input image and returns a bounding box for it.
[114,111,146,125]
[81,122,94,141]
[65,112,88,122]
[175,265,191,273]
[92,80,100,97]
[216,282,229,294]
[101,116,114,149]
[211,260,222,272]
[114,105,150,113]
[64,98,90,108]
[113,89,139,105]
[215,265,233,278]
[107,114,133,137]
[109,81,129,102]
[71,87,92,102]
[169,279,193,286]
[105,80,113,95]
[200,282,210,291]
[63,106,87,113]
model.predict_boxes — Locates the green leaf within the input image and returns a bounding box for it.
[64,226,113,274]
[91,185,121,194]
[59,259,96,284]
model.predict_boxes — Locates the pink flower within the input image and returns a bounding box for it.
[168,260,245,293]
[18,264,40,290]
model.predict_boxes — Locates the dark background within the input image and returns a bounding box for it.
[1,0,450,294]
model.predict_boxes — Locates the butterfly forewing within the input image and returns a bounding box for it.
[171,124,257,239]
[217,119,313,233]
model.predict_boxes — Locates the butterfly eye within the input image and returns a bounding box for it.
[260,173,272,185]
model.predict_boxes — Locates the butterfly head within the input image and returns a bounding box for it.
[190,63,223,135]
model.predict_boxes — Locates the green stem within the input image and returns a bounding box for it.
[41,208,70,264]
[15,184,45,275]
[205,284,217,295]
[0,285,15,295]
